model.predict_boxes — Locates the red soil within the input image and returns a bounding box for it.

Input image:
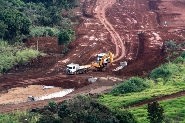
[0,0,185,113]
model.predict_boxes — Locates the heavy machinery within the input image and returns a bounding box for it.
[66,63,91,74]
[66,52,114,74]
[91,52,114,69]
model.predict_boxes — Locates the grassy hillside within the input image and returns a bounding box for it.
[98,64,185,108]
[131,96,185,123]
[0,41,41,73]
[98,51,185,122]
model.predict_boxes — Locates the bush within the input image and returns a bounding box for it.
[48,100,57,113]
[58,29,75,46]
[37,110,56,123]
[172,56,185,64]
[58,95,119,123]
[0,9,31,42]
[150,63,180,82]
[110,77,150,95]
[29,26,60,37]
[112,109,138,123]
[180,51,185,58]
[0,41,40,73]
[16,49,40,64]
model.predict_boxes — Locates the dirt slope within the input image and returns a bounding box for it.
[0,0,185,113]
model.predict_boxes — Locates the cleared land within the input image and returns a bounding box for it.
[0,0,185,112]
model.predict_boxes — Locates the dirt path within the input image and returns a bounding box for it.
[95,0,126,62]
[125,91,185,108]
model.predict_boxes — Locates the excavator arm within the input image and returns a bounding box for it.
[91,52,114,69]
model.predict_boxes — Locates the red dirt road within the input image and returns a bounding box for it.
[0,0,185,112]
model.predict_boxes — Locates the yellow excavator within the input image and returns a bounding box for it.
[66,52,114,74]
[91,52,114,70]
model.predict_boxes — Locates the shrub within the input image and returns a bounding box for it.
[58,95,119,123]
[48,100,57,113]
[172,56,184,64]
[16,49,40,64]
[58,29,75,46]
[37,110,56,123]
[150,63,180,82]
[0,9,31,43]
[110,77,150,95]
[0,41,40,73]
[147,101,164,123]
[112,109,138,123]
[29,26,60,37]
[180,51,185,58]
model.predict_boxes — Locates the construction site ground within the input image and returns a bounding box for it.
[0,0,185,113]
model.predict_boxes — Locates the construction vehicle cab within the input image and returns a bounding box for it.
[66,63,79,74]
[66,63,91,74]
[92,52,114,69]
[97,53,109,65]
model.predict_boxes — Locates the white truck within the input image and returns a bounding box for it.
[66,63,91,74]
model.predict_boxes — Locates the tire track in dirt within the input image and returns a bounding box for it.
[95,0,126,62]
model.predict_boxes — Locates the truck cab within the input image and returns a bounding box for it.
[66,63,79,74]
[97,53,110,64]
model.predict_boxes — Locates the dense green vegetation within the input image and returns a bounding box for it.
[0,0,77,72]
[0,9,31,43]
[0,96,138,123]
[0,0,77,43]
[110,77,150,96]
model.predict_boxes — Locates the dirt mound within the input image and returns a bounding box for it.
[23,37,64,54]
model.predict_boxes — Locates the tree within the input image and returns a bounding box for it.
[0,21,7,39]
[147,101,164,123]
[58,95,119,123]
[164,40,181,63]
[112,109,138,123]
[58,30,70,46]
[0,9,31,43]
[37,110,56,123]
[58,29,74,54]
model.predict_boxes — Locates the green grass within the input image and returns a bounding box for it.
[0,40,40,73]
[0,110,39,123]
[98,63,185,109]
[130,96,185,123]
[98,55,185,123]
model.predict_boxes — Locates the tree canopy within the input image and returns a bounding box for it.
[0,9,31,43]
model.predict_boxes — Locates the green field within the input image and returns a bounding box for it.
[98,64,185,109]
[130,96,185,123]
[98,55,185,122]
